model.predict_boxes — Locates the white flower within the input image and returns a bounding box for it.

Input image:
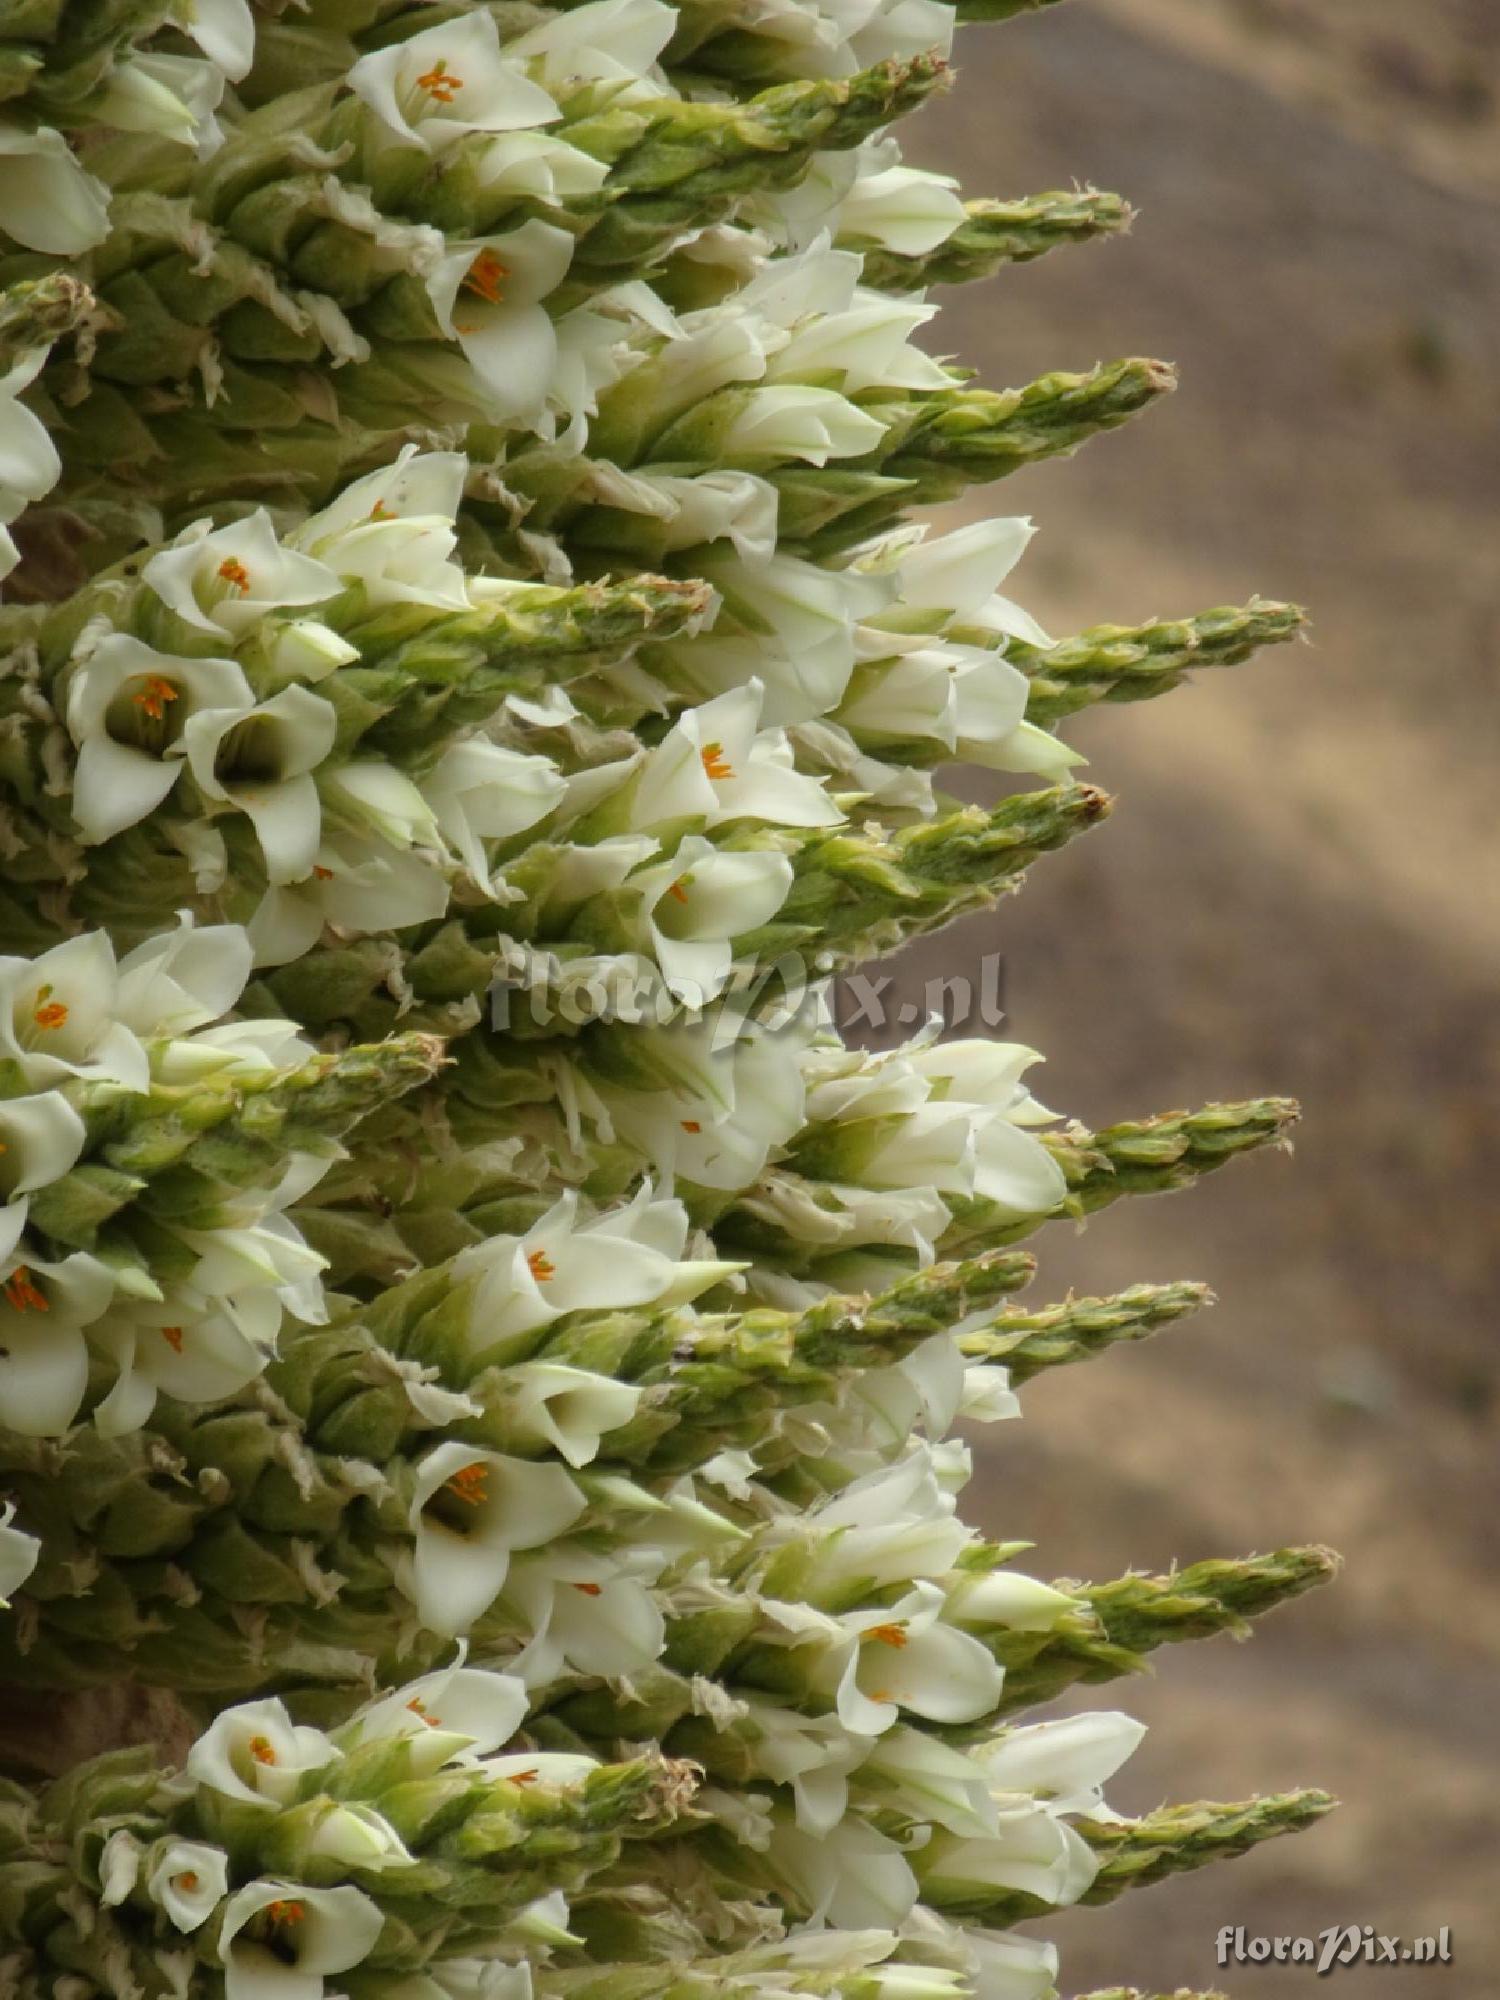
[623,470,778,564]
[620,683,842,834]
[0,1501,39,1606]
[917,1801,1099,1912]
[405,1442,587,1637]
[183,685,339,883]
[343,1657,529,1777]
[248,828,453,966]
[489,1362,641,1468]
[113,914,254,1039]
[826,1582,1004,1728]
[90,1296,272,1436]
[348,12,559,154]
[0,123,111,254]
[289,448,471,611]
[421,739,565,888]
[503,0,675,90]
[0,1249,114,1435]
[835,157,966,257]
[481,1752,600,1788]
[954,1930,1059,2000]
[740,1698,873,1836]
[942,1569,1079,1634]
[178,0,255,80]
[977,1711,1146,1816]
[142,514,340,641]
[591,1009,808,1193]
[504,1550,666,1683]
[766,1812,918,1928]
[720,385,887,466]
[64,634,255,845]
[0,1089,88,1235]
[218,1879,384,2000]
[187,1699,338,1807]
[424,220,576,429]
[624,835,793,1003]
[176,1209,328,1327]
[144,1837,231,1931]
[856,1724,998,1838]
[322,762,442,852]
[796,1451,971,1595]
[88,51,227,150]
[769,296,953,396]
[304,1803,415,1873]
[0,349,61,576]
[452,1185,725,1353]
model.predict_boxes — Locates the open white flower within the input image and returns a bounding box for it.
[65,634,255,846]
[0,1087,88,1224]
[0,123,111,254]
[769,296,953,396]
[348,11,559,154]
[977,1711,1146,1816]
[740,1698,874,1836]
[425,220,575,429]
[343,1657,529,1777]
[88,51,228,150]
[248,827,453,966]
[826,1581,1005,1728]
[178,0,255,80]
[620,683,842,834]
[186,1698,339,1807]
[624,470,778,564]
[832,154,966,257]
[144,1837,231,1931]
[490,1362,641,1468]
[113,914,254,1040]
[90,1296,272,1436]
[0,1249,114,1436]
[719,384,887,466]
[503,0,675,90]
[504,1548,666,1682]
[856,1724,999,1838]
[142,514,340,641]
[175,1209,329,1329]
[623,835,794,1004]
[290,448,472,611]
[0,1501,39,1606]
[405,1441,588,1637]
[942,1569,1079,1634]
[766,1811,918,1929]
[219,1879,384,2000]
[421,739,565,888]
[453,1184,725,1353]
[183,685,338,883]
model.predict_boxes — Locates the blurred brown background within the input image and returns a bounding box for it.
[891,1,1500,1991]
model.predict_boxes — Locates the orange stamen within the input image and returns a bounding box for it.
[176,1871,199,1892]
[368,501,396,522]
[864,1622,909,1649]
[462,250,508,305]
[3,1268,47,1314]
[313,866,335,881]
[680,1120,701,1134]
[132,674,180,721]
[572,1581,603,1597]
[407,1696,442,1727]
[415,58,463,103]
[446,1462,489,1507]
[32,986,68,1031]
[508,1767,540,1785]
[266,1899,305,1928]
[700,742,733,781]
[160,1325,185,1353]
[216,557,252,594]
[248,1735,277,1764]
[526,1249,556,1282]
[666,877,690,905]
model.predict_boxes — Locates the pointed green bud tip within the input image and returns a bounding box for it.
[965,1279,1214,1383]
[1078,1788,1338,1904]
[858,188,1133,292]
[0,273,93,369]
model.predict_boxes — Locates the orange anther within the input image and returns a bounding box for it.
[508,1766,539,1785]
[160,1325,185,1353]
[266,1899,305,1927]
[407,1696,442,1727]
[32,985,68,1030]
[526,1249,556,1282]
[863,1622,909,1649]
[666,878,690,905]
[572,1581,603,1596]
[415,58,463,103]
[680,1120,701,1134]
[216,557,252,594]
[176,1870,199,1892]
[3,1268,47,1314]
[248,1735,277,1764]
[445,1462,489,1507]
[462,250,508,305]
[700,742,733,780]
[313,866,335,881]
[132,674,180,721]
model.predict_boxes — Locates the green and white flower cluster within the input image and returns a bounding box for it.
[0,1,1326,1998]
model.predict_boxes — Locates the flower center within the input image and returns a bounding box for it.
[526,1248,556,1282]
[368,501,396,521]
[176,1870,199,1892]
[415,57,463,103]
[132,674,180,722]
[572,1581,603,1596]
[700,742,734,781]
[266,1899,305,1928]
[248,1735,278,1764]
[863,1621,909,1649]
[666,876,691,905]
[680,1119,702,1133]
[160,1325,185,1353]
[463,251,508,305]
[3,1268,47,1313]
[216,557,252,595]
[406,1696,442,1727]
[445,1462,489,1507]
[507,1767,540,1785]
[32,986,68,1031]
